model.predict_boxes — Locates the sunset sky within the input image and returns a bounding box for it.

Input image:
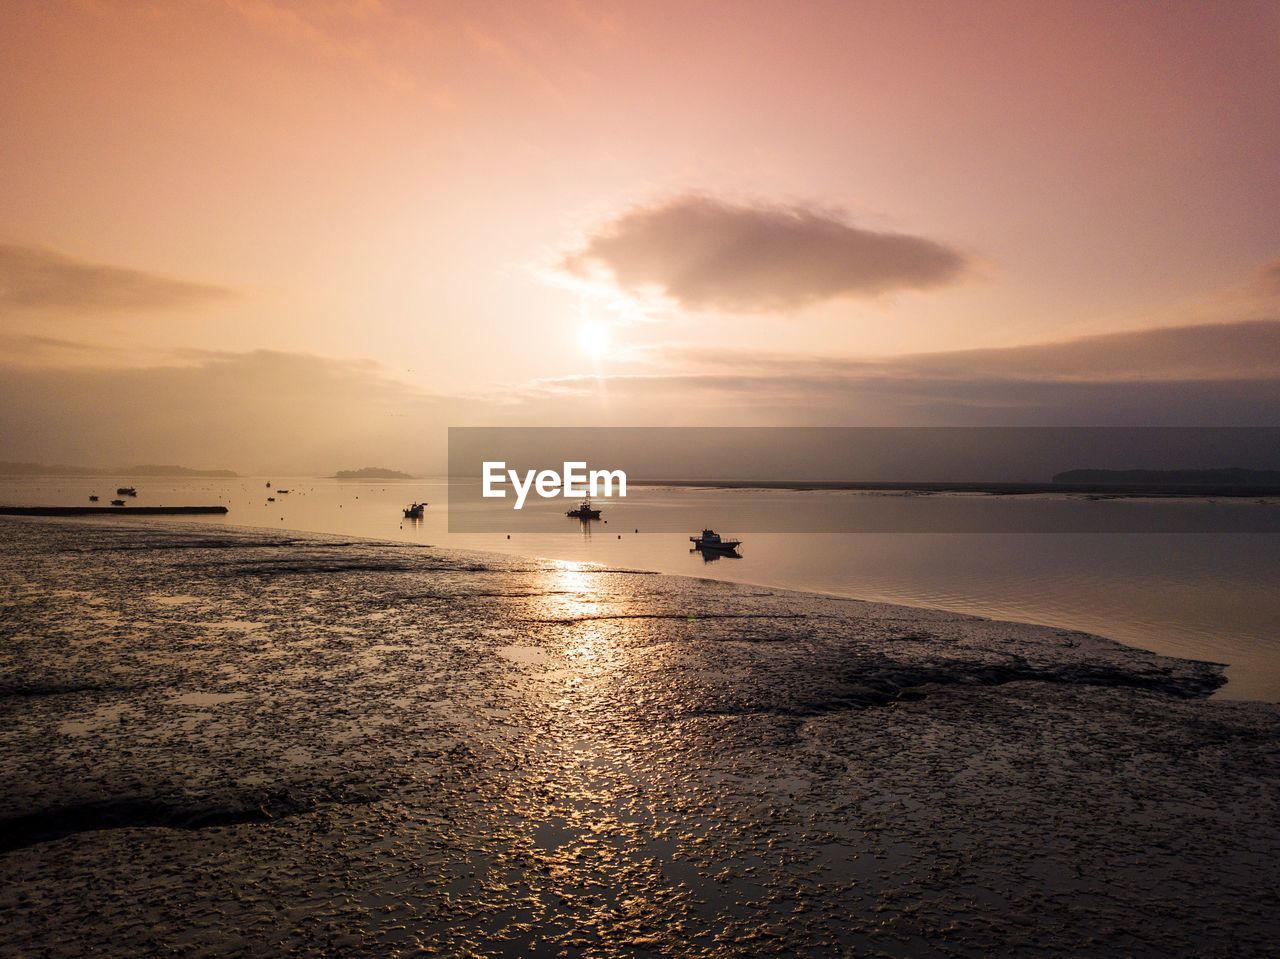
[2,0,1278,472]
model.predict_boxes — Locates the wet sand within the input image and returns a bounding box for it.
[1,518,1277,957]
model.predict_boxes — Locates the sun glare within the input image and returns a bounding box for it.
[578,321,611,359]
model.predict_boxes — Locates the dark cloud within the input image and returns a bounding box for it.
[0,243,233,315]
[3,322,1275,472]
[562,195,967,311]
[521,320,1280,425]
[522,369,1280,427]
[635,320,1280,383]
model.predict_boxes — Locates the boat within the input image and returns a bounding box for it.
[89,495,99,502]
[267,496,275,502]
[276,489,290,493]
[566,497,601,520]
[116,487,137,496]
[689,529,742,553]
[110,499,126,506]
[403,502,426,519]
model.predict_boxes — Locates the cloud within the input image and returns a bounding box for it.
[511,369,1280,427]
[1260,258,1280,295]
[0,348,466,472]
[861,319,1280,382]
[562,195,967,311]
[634,319,1280,383]
[515,320,1280,425]
[0,243,233,315]
[4,322,1276,472]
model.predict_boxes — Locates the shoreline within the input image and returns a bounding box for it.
[0,514,1252,701]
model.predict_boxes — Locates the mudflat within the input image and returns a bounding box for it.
[1,518,1276,957]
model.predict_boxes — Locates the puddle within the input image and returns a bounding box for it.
[204,619,263,633]
[58,704,126,736]
[497,645,551,666]
[151,594,199,606]
[172,691,249,707]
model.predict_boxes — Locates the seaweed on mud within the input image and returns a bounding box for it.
[219,560,420,577]
[0,788,377,854]
[0,682,123,698]
[689,659,1227,718]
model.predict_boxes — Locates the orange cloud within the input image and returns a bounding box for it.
[563,195,967,312]
[0,243,233,316]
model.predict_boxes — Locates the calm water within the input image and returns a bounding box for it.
[3,475,1278,700]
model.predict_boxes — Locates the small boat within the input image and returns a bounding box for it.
[566,497,601,520]
[89,495,99,502]
[403,502,426,519]
[276,489,290,494]
[689,529,741,553]
[116,487,137,496]
[267,497,275,502]
[110,499,126,506]
[266,481,271,487]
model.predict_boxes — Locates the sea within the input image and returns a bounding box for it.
[3,474,1278,701]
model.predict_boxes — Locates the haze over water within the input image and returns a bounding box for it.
[7,475,1277,702]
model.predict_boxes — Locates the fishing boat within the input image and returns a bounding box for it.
[566,497,601,520]
[110,499,126,506]
[89,495,99,502]
[116,487,137,496]
[403,502,426,519]
[689,529,742,553]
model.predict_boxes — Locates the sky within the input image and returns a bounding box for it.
[1,0,1278,473]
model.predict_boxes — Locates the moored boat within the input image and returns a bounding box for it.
[116,487,137,496]
[566,497,601,519]
[403,502,426,519]
[689,529,742,552]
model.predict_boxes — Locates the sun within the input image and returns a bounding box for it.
[577,321,611,359]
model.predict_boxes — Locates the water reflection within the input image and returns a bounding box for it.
[518,560,683,954]
[690,547,742,564]
[5,474,1277,699]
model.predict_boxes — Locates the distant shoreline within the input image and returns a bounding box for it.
[0,505,230,516]
[330,468,415,480]
[0,462,238,478]
[630,478,1280,498]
